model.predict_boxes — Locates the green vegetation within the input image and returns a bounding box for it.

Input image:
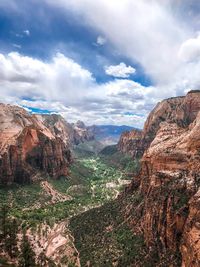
[0,257,15,267]
[0,183,50,209]
[70,200,147,267]
[73,140,105,157]
[0,205,19,263]
[99,145,140,175]
[0,150,138,227]
[19,232,36,267]
[0,146,142,265]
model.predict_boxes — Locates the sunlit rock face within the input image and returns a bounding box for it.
[36,115,94,146]
[123,91,200,266]
[0,104,71,185]
[119,90,200,159]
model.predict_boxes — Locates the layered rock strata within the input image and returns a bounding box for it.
[0,104,71,185]
[123,90,200,266]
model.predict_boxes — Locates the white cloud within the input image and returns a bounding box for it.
[3,0,200,127]
[23,30,30,36]
[105,62,136,78]
[12,44,21,49]
[45,0,188,85]
[43,0,200,118]
[96,35,106,46]
[178,34,200,62]
[0,52,94,105]
[15,33,23,38]
[45,0,200,94]
[0,51,153,127]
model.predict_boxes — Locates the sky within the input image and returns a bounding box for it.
[0,0,200,128]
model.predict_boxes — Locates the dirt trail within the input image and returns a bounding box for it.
[41,181,72,203]
[45,221,80,266]
[26,220,80,267]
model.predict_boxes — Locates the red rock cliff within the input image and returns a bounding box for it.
[123,90,200,266]
[36,115,94,146]
[117,129,143,157]
[0,104,71,185]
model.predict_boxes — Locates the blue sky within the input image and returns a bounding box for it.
[0,0,200,127]
[0,1,151,86]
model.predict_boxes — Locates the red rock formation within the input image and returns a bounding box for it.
[117,129,142,157]
[36,115,94,146]
[0,104,71,185]
[73,120,94,144]
[119,90,200,159]
[123,90,200,266]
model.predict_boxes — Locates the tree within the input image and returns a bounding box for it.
[19,232,36,267]
[0,204,9,239]
[5,218,19,257]
[38,252,48,267]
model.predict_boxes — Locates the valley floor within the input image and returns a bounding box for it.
[0,151,138,266]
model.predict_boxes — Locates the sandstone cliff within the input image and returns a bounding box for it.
[0,104,71,185]
[123,90,200,266]
[36,115,94,146]
[117,129,142,157]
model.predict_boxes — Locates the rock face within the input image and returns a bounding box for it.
[0,104,71,185]
[36,115,94,146]
[119,91,200,159]
[117,129,142,157]
[123,90,200,266]
[72,120,94,145]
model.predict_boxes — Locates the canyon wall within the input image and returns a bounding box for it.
[122,90,200,266]
[117,129,142,158]
[0,104,72,185]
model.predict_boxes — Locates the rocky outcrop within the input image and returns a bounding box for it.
[118,90,200,159]
[0,104,71,185]
[117,129,142,157]
[36,114,74,146]
[72,120,94,145]
[123,90,200,266]
[37,115,94,146]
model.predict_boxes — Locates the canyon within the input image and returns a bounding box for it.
[1,90,200,266]
[71,90,200,266]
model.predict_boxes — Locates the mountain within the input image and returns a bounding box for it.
[36,115,94,146]
[2,91,200,265]
[119,90,200,266]
[69,90,200,266]
[117,129,143,157]
[0,104,72,185]
[88,125,134,145]
[0,105,95,185]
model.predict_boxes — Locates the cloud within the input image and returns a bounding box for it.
[12,44,21,49]
[44,0,200,92]
[23,30,30,36]
[105,62,136,78]
[0,52,94,105]
[15,33,23,38]
[178,34,200,62]
[96,35,106,46]
[45,0,188,83]
[0,51,153,127]
[43,1,200,109]
[3,0,200,127]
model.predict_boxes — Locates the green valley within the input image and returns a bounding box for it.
[0,146,139,266]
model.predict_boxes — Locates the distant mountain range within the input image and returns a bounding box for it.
[88,125,135,145]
